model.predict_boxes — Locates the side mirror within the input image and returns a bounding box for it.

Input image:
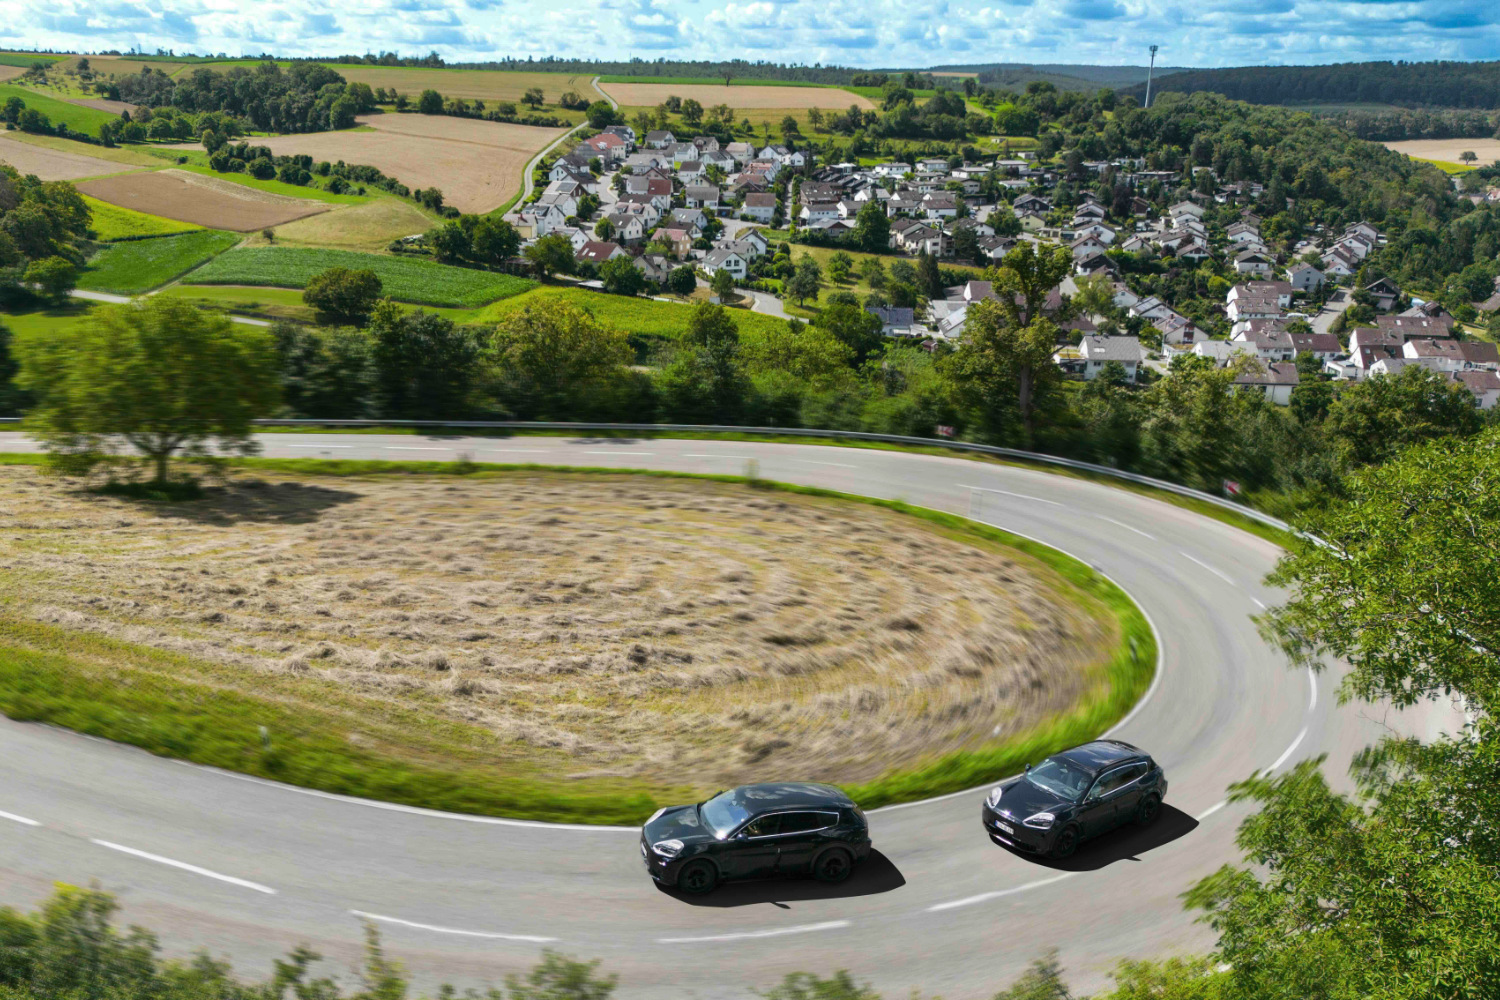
[1024,763,1031,773]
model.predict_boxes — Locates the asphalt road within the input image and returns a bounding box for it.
[0,433,1462,998]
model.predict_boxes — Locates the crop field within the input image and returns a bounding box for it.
[0,133,136,180]
[0,52,61,68]
[77,170,330,231]
[0,83,120,135]
[0,468,1115,799]
[76,229,241,294]
[271,198,436,251]
[83,195,200,241]
[473,285,791,339]
[599,80,875,110]
[1385,138,1500,166]
[62,96,136,116]
[189,246,535,307]
[247,113,566,214]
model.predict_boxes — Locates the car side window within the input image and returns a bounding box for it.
[778,812,833,834]
[742,814,780,838]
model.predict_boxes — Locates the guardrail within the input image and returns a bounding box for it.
[0,417,1292,533]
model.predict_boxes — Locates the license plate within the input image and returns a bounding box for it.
[998,822,1014,835]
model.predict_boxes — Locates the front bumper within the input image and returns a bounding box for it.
[982,803,1056,854]
[640,836,682,883]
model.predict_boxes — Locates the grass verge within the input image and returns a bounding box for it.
[77,229,241,294]
[190,246,536,308]
[0,456,1154,824]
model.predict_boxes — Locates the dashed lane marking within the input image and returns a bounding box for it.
[351,910,557,943]
[793,459,857,469]
[1195,800,1227,821]
[0,810,40,827]
[91,839,276,894]
[1268,727,1308,773]
[583,451,655,456]
[658,920,851,943]
[1095,515,1156,540]
[926,874,1074,913]
[1178,550,1236,586]
[958,485,1063,506]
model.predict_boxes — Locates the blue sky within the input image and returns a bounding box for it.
[6,0,1498,68]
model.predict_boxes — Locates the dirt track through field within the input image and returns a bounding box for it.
[0,133,137,180]
[1385,138,1500,164]
[4,470,1114,789]
[241,113,566,214]
[76,169,328,231]
[601,81,874,110]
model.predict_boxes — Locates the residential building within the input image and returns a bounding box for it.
[1234,362,1300,405]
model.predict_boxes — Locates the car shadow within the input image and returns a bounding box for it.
[658,849,906,908]
[995,805,1199,872]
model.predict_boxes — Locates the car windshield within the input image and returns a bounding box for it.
[1026,758,1093,801]
[699,791,752,839]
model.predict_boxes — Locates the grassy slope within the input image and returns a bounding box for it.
[0,459,1153,824]
[0,53,62,68]
[77,230,241,294]
[0,83,119,134]
[0,302,97,337]
[471,284,790,338]
[157,284,478,325]
[84,195,200,241]
[190,246,536,308]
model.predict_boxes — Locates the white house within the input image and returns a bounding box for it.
[1234,249,1275,276]
[1234,361,1300,405]
[741,192,776,223]
[702,247,747,280]
[1071,336,1144,381]
[1287,262,1324,293]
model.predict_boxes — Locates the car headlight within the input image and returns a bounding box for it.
[986,786,1003,808]
[652,839,685,858]
[646,808,668,824]
[1023,812,1055,830]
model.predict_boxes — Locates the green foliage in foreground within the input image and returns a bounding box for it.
[0,462,1152,824]
[191,247,537,308]
[76,230,240,294]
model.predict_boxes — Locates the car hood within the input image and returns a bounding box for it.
[992,776,1074,820]
[643,804,716,844]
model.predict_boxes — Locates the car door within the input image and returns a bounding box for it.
[1106,763,1150,827]
[1075,777,1116,838]
[773,811,838,874]
[724,814,781,878]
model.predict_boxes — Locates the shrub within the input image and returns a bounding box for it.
[302,266,384,325]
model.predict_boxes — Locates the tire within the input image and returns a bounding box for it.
[676,860,718,895]
[812,848,853,884]
[1136,793,1162,826]
[1050,825,1080,860]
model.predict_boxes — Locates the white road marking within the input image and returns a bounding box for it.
[958,485,1063,506]
[926,873,1074,912]
[1195,800,1226,821]
[481,449,552,454]
[1178,550,1236,586]
[91,840,275,894]
[583,451,655,456]
[383,446,448,452]
[1094,515,1156,540]
[658,920,850,943]
[287,444,353,449]
[0,809,40,827]
[1268,726,1308,773]
[1251,597,1267,609]
[681,453,732,458]
[1308,667,1317,712]
[793,459,857,468]
[351,910,556,943]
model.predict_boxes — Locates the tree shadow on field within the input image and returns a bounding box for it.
[658,849,906,908]
[91,477,363,526]
[994,805,1199,873]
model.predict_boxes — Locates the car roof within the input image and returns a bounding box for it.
[1051,740,1146,774]
[723,782,853,814]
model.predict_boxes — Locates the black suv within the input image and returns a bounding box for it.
[981,740,1167,859]
[641,782,872,894]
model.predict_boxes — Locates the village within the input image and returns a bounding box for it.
[507,123,1500,410]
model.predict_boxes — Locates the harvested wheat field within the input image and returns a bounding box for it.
[600,81,874,110]
[1385,138,1500,164]
[77,169,327,231]
[62,96,137,116]
[0,132,136,180]
[1,469,1116,792]
[243,113,565,214]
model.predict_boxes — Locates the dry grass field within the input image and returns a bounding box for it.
[1385,138,1500,164]
[77,169,328,231]
[270,197,436,249]
[63,96,136,115]
[600,81,875,110]
[0,65,23,82]
[0,133,138,180]
[329,67,604,108]
[1,469,1113,790]
[248,113,565,214]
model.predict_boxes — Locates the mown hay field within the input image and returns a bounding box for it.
[190,245,535,307]
[0,469,1116,799]
[1384,138,1500,166]
[600,80,874,110]
[76,230,241,294]
[77,169,329,232]
[0,132,135,180]
[249,113,566,214]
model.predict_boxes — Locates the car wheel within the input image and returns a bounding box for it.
[676,860,718,895]
[1136,794,1161,826]
[813,848,853,884]
[1051,825,1080,859]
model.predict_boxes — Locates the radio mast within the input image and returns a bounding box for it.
[1144,44,1159,108]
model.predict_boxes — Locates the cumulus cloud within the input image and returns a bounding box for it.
[0,0,1493,68]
